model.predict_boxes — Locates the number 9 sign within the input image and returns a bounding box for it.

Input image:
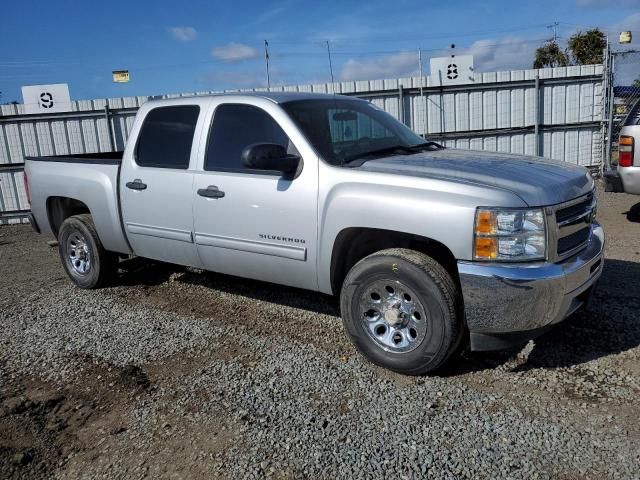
[21,84,71,114]
[39,92,54,109]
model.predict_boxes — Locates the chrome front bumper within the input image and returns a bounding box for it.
[458,223,604,350]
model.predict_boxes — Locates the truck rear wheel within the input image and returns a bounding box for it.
[57,214,117,289]
[340,248,463,375]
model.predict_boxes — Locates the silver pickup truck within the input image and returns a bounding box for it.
[25,92,604,374]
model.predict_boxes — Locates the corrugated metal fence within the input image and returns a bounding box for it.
[0,64,605,224]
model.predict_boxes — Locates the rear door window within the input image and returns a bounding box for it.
[136,105,200,169]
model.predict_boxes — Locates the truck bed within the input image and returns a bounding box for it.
[25,152,131,255]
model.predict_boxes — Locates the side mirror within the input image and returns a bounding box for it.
[241,143,301,176]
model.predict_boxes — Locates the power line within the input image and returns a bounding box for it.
[0,38,553,81]
[0,36,561,89]
[266,23,553,46]
[265,37,554,60]
[0,22,556,68]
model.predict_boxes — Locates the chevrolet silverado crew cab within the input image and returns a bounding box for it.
[25,92,604,375]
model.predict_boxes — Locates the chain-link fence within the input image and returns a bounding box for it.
[607,49,640,168]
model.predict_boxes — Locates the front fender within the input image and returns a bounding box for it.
[316,171,525,294]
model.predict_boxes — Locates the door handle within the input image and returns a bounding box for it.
[198,185,225,199]
[126,179,147,190]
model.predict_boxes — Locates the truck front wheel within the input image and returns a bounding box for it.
[340,248,463,375]
[57,214,117,289]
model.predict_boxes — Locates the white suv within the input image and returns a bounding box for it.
[619,121,640,194]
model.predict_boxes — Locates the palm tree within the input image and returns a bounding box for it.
[533,41,569,69]
[567,29,607,65]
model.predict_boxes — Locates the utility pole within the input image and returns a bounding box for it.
[326,40,335,90]
[547,22,559,43]
[418,48,424,88]
[264,40,271,90]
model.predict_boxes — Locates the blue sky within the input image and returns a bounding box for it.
[1,0,639,102]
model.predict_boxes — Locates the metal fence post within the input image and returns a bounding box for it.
[534,75,540,156]
[398,84,405,125]
[604,54,615,172]
[601,44,610,171]
[418,48,427,137]
[104,104,116,152]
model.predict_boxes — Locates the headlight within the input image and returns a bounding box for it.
[473,208,546,261]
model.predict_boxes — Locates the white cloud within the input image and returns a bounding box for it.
[339,52,419,81]
[211,43,259,62]
[168,26,197,42]
[338,39,539,82]
[253,1,293,24]
[610,12,640,41]
[458,13,640,79]
[463,36,538,72]
[577,0,640,7]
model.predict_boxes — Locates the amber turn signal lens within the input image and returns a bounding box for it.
[474,237,497,260]
[475,210,495,235]
[620,135,634,146]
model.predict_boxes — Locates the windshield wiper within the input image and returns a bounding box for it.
[342,141,444,165]
[407,141,445,151]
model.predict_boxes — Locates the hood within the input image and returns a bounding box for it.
[356,148,594,206]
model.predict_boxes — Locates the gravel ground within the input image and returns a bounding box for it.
[1,185,639,479]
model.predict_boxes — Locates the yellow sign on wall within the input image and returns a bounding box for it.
[112,70,130,83]
[619,31,632,44]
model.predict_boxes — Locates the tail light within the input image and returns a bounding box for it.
[619,135,634,167]
[23,171,31,205]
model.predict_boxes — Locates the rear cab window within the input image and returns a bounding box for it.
[136,105,200,169]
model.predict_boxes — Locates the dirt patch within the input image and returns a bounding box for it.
[0,351,244,480]
[372,365,418,387]
[0,357,152,480]
[109,264,350,356]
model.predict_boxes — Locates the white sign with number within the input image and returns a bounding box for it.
[429,56,475,86]
[21,84,72,114]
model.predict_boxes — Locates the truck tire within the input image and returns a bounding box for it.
[57,214,118,289]
[340,248,463,375]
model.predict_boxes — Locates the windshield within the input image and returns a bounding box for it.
[281,98,428,166]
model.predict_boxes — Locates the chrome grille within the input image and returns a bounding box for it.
[556,193,594,225]
[557,226,591,255]
[549,191,596,262]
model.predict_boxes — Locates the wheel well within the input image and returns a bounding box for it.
[46,197,91,237]
[330,227,459,295]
